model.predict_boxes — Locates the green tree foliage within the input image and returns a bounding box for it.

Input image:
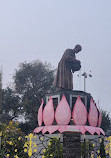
[0,71,2,123]
[43,137,63,158]
[100,138,106,158]
[2,87,20,123]
[101,110,111,133]
[13,60,55,133]
[81,140,93,158]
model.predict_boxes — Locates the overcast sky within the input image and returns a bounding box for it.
[0,0,111,115]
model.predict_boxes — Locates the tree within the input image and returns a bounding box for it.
[0,71,2,123]
[13,60,55,133]
[101,110,111,133]
[2,87,20,123]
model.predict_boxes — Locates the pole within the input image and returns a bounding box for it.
[82,71,92,92]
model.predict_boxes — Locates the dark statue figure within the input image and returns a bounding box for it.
[54,44,82,90]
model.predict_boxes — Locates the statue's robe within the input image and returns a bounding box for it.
[54,49,81,90]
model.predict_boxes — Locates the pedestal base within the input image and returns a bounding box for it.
[63,130,81,158]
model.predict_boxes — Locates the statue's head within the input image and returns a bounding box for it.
[74,44,82,53]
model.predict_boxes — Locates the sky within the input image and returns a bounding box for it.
[0,0,111,115]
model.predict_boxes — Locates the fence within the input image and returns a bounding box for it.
[1,132,111,158]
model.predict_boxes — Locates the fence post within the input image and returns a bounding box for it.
[63,128,81,158]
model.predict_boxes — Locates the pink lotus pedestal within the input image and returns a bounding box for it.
[34,90,105,158]
[34,125,105,135]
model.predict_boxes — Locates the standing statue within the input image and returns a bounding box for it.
[54,44,82,90]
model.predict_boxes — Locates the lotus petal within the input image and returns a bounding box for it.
[95,128,100,135]
[72,96,87,125]
[42,126,48,134]
[33,125,104,135]
[58,126,66,133]
[88,98,98,127]
[98,127,105,135]
[47,126,59,134]
[43,96,54,126]
[55,95,71,125]
[38,99,43,127]
[98,111,102,127]
[77,125,86,134]
[33,127,43,133]
[85,126,96,135]
[73,125,80,130]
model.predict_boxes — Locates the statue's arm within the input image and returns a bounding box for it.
[64,49,81,73]
[65,49,75,62]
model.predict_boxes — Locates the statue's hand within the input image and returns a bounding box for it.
[71,61,81,73]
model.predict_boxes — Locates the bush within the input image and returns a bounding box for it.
[0,121,28,158]
[43,137,63,158]
[81,140,94,158]
[100,138,106,158]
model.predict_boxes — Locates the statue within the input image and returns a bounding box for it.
[54,44,82,90]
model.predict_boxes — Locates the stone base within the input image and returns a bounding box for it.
[63,131,81,158]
